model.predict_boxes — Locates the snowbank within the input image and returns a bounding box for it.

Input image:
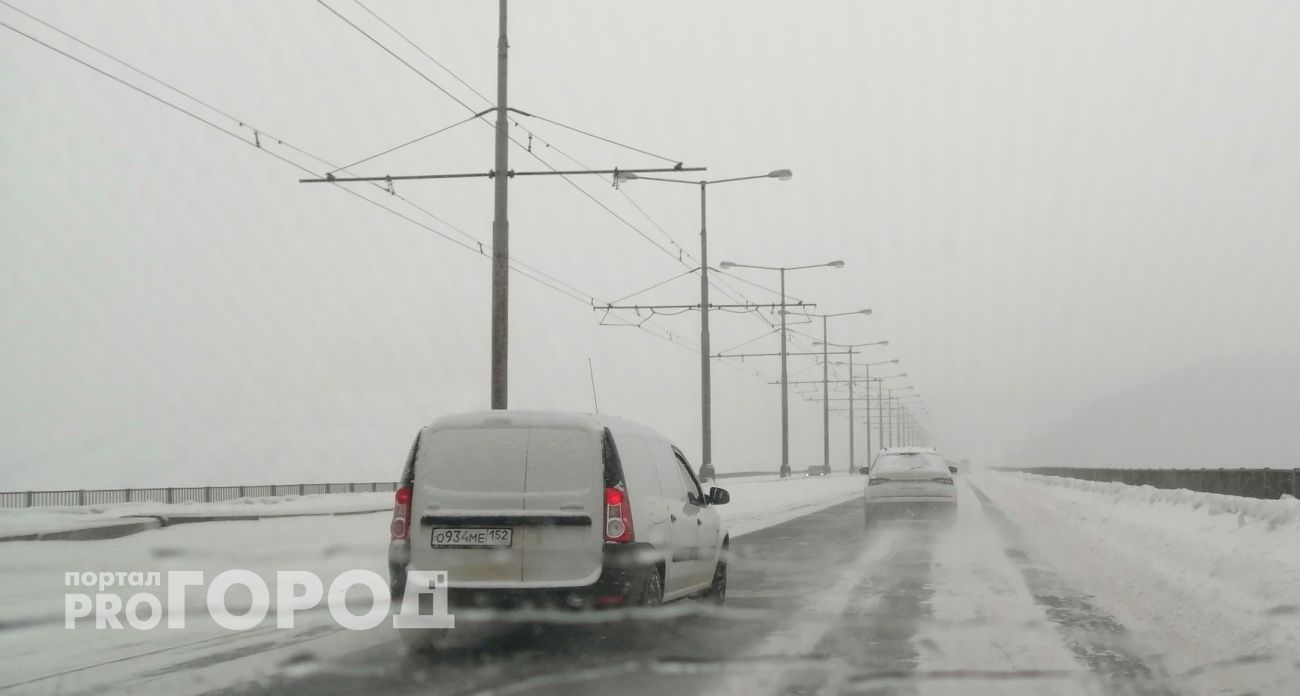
[973,470,1300,691]
[708,473,864,537]
[1003,472,1300,528]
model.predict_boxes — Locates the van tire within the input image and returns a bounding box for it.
[864,506,875,530]
[639,567,664,606]
[703,560,727,604]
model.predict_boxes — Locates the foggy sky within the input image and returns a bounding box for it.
[3,0,1299,489]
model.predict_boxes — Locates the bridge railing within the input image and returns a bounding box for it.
[0,482,401,509]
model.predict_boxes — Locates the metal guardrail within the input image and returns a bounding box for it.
[0,470,784,509]
[0,482,401,509]
[1005,467,1300,500]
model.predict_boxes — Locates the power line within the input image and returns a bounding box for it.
[0,11,689,350]
[516,111,680,166]
[322,0,785,350]
[351,0,495,108]
[328,112,484,174]
[316,0,485,117]
[312,2,718,274]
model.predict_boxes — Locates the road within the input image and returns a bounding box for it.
[7,474,1296,696]
[202,480,1170,696]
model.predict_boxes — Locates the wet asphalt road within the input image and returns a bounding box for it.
[206,491,1171,696]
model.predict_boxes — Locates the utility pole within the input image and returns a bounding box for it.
[862,360,870,467]
[847,346,855,472]
[779,269,789,477]
[699,183,710,477]
[883,387,891,448]
[821,315,828,474]
[612,171,791,481]
[490,0,510,409]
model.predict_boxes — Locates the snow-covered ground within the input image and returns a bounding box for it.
[968,470,1300,695]
[0,473,864,695]
[4,469,1296,695]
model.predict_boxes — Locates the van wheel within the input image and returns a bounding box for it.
[864,506,875,530]
[704,561,727,604]
[639,567,664,606]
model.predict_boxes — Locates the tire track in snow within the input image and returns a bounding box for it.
[967,482,1178,696]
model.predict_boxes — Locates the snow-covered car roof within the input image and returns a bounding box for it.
[878,446,941,455]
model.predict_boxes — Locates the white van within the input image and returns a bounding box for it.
[388,410,731,618]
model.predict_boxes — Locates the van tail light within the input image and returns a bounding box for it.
[869,476,892,484]
[604,486,634,543]
[931,477,954,485]
[390,486,413,541]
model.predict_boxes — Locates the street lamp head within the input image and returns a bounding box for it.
[828,260,845,268]
[768,169,793,181]
[890,359,900,363]
[719,261,735,269]
[614,171,639,182]
[859,308,872,316]
[880,341,890,346]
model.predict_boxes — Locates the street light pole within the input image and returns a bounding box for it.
[721,259,843,477]
[617,170,790,481]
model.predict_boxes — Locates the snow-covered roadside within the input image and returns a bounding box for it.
[0,473,865,695]
[972,470,1300,696]
[0,473,859,541]
[0,492,394,538]
[713,473,864,537]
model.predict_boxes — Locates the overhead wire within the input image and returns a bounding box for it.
[321,0,799,365]
[0,9,695,352]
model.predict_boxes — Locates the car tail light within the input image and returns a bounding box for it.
[604,485,634,543]
[931,477,953,485]
[390,486,413,541]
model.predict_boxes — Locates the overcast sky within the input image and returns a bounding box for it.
[3,0,1299,489]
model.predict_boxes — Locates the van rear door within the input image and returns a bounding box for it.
[409,427,529,585]
[519,427,604,585]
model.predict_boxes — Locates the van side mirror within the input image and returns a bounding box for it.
[948,465,958,474]
[707,487,730,506]
[858,467,870,475]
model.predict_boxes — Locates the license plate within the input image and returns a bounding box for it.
[431,527,513,548]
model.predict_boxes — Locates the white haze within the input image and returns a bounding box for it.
[2,0,1298,488]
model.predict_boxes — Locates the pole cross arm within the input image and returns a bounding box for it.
[300,165,705,184]
[714,350,855,359]
[595,302,817,312]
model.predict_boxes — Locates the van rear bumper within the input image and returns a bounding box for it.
[388,541,658,610]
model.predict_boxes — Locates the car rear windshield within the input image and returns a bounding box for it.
[873,453,946,472]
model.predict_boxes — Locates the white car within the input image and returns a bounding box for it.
[861,448,956,527]
[388,410,730,638]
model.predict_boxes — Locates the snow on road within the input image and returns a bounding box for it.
[0,473,864,695]
[5,469,1296,696]
[971,470,1300,696]
[915,479,1092,696]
